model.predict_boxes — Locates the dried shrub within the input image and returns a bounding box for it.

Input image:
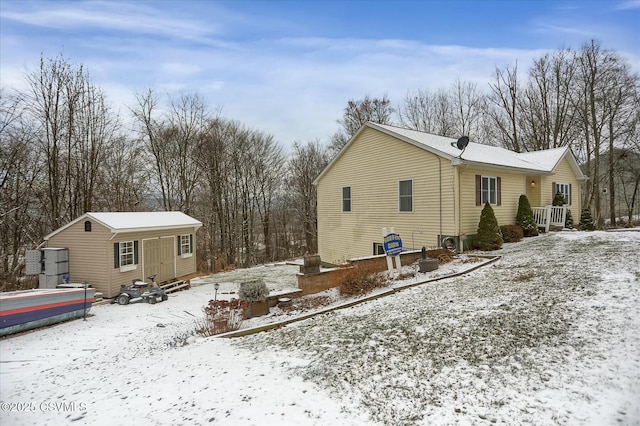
[195,298,248,337]
[339,268,388,297]
[500,225,523,243]
[278,295,333,313]
[426,248,454,263]
[398,271,416,280]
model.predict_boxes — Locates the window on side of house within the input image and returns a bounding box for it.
[554,182,571,205]
[476,175,501,206]
[84,220,91,232]
[178,234,193,257]
[342,186,351,212]
[399,179,413,212]
[373,242,385,255]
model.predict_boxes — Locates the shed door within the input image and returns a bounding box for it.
[143,237,175,283]
[159,236,175,282]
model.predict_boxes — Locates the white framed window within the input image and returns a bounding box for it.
[342,186,351,212]
[117,241,137,272]
[179,234,193,257]
[555,183,570,205]
[481,176,497,205]
[399,179,413,212]
[120,241,134,266]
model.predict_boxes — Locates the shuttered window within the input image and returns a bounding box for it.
[476,175,501,206]
[114,241,138,269]
[178,234,193,256]
[554,182,571,205]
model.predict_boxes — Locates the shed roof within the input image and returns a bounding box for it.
[44,212,202,240]
[314,122,587,184]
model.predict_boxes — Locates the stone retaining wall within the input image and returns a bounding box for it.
[297,250,425,295]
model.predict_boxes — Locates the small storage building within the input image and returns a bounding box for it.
[44,212,203,298]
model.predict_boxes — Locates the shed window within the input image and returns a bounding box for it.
[84,221,91,232]
[178,234,193,257]
[553,182,571,205]
[476,175,502,206]
[399,179,413,212]
[342,186,351,212]
[120,241,135,267]
[114,241,138,271]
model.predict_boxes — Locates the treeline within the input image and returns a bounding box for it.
[330,41,640,229]
[0,56,332,284]
[1,39,639,285]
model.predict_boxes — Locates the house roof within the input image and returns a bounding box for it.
[314,122,588,184]
[44,212,203,240]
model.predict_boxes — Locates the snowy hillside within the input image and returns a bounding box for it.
[1,231,639,425]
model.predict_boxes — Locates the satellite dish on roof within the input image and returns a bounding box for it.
[456,136,469,150]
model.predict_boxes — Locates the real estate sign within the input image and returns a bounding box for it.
[383,232,403,256]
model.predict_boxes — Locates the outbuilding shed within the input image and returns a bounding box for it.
[44,212,203,298]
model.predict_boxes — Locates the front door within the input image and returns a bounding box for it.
[144,237,175,283]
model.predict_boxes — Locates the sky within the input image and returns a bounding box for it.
[1,0,639,151]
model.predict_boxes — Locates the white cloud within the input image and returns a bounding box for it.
[615,0,640,10]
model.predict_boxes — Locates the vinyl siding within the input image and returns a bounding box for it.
[47,219,111,294]
[317,127,456,264]
[458,167,527,234]
[540,157,582,214]
[47,223,198,298]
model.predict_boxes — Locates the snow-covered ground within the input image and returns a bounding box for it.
[1,231,639,425]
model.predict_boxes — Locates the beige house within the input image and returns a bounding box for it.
[44,212,202,298]
[315,122,588,264]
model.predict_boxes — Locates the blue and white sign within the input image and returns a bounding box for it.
[383,233,403,257]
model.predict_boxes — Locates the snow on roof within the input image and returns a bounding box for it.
[87,212,202,231]
[45,211,202,239]
[370,123,568,172]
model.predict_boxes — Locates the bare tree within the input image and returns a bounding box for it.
[288,140,329,253]
[0,88,42,286]
[23,54,117,228]
[487,64,522,152]
[397,88,455,136]
[521,49,579,151]
[573,40,631,226]
[330,95,395,155]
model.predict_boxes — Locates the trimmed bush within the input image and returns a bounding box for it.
[476,201,503,251]
[238,279,269,302]
[565,208,574,229]
[515,194,538,237]
[579,208,596,231]
[552,191,567,206]
[339,268,388,296]
[500,225,523,243]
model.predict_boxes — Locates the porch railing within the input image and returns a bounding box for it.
[532,205,567,232]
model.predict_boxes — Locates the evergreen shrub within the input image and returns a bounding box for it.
[515,194,539,237]
[476,201,503,250]
[579,208,596,231]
